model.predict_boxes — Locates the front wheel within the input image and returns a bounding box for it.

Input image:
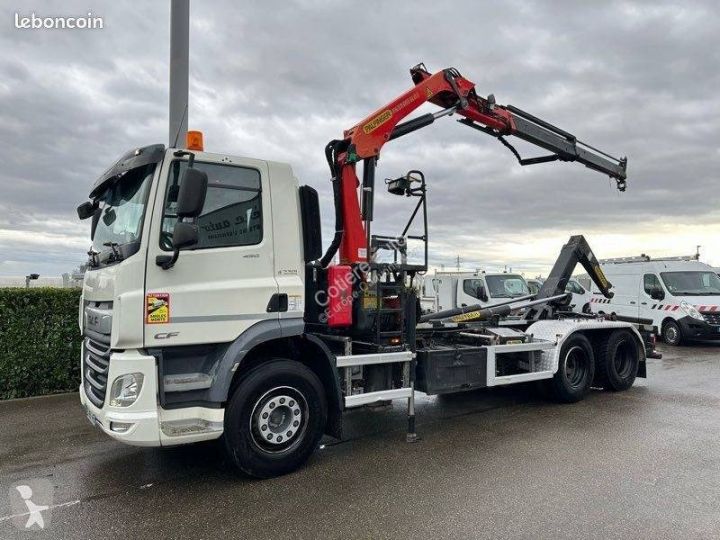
[662,320,683,346]
[548,334,595,403]
[224,359,327,478]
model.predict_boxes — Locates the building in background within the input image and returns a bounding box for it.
[0,264,86,288]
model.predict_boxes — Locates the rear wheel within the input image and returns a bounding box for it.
[662,320,683,346]
[548,334,595,403]
[224,359,327,478]
[595,330,640,391]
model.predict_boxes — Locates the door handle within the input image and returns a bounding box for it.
[630,301,636,305]
[266,293,288,312]
[641,302,648,305]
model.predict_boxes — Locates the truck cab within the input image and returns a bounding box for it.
[424,272,530,313]
[79,144,309,447]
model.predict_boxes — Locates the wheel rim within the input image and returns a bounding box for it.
[613,340,635,378]
[664,325,678,343]
[564,346,588,388]
[249,386,308,454]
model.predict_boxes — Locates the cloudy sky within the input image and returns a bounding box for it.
[1,0,718,278]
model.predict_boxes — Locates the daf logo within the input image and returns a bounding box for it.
[154,332,179,340]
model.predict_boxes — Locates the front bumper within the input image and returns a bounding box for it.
[80,349,162,446]
[677,315,720,340]
[80,348,224,447]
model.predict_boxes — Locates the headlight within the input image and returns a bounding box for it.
[109,373,144,407]
[680,301,703,321]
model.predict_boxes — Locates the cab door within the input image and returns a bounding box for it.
[457,277,487,307]
[144,151,278,347]
[639,272,663,326]
[605,273,638,322]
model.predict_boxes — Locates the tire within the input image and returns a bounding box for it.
[548,333,595,403]
[662,320,683,346]
[582,303,592,314]
[224,359,327,478]
[595,330,640,391]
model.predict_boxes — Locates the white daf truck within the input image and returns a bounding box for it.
[76,64,648,478]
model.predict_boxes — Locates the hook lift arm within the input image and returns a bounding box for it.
[320,64,628,267]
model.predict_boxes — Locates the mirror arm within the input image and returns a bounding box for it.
[156,250,179,270]
[173,149,195,167]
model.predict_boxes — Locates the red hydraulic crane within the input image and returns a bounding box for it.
[319,64,628,268]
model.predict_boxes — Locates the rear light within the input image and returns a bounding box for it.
[327,265,353,327]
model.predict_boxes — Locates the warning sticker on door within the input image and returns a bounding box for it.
[146,293,170,324]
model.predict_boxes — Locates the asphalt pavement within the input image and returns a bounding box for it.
[1,343,719,539]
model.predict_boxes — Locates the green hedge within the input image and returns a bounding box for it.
[0,288,82,399]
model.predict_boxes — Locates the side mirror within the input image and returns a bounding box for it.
[172,221,199,249]
[157,222,199,270]
[77,201,98,220]
[650,288,665,301]
[476,285,488,302]
[156,168,206,270]
[176,168,208,218]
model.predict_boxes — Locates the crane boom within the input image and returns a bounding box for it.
[320,64,628,267]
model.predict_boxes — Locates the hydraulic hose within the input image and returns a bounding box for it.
[318,139,345,268]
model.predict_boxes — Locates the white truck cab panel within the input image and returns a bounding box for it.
[143,149,301,348]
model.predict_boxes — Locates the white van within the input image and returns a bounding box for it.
[422,271,530,313]
[527,278,592,314]
[589,255,720,345]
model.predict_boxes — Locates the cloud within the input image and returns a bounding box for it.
[0,0,718,277]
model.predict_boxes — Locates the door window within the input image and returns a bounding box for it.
[566,281,585,294]
[463,279,485,299]
[643,274,662,295]
[161,160,262,250]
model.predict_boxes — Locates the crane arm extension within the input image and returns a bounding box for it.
[536,235,614,301]
[345,64,627,186]
[323,64,629,266]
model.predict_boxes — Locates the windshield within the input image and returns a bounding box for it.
[660,271,720,296]
[91,164,155,256]
[485,275,530,298]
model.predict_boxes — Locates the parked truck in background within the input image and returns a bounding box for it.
[76,64,643,478]
[529,277,592,314]
[589,255,720,345]
[420,271,530,313]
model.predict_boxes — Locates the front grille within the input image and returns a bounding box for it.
[701,312,720,325]
[83,335,111,408]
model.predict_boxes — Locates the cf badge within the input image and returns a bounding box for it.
[154,332,179,340]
